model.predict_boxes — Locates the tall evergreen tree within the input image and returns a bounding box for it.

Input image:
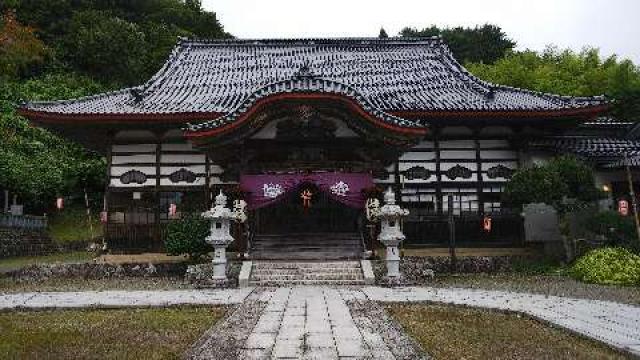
[378,27,389,39]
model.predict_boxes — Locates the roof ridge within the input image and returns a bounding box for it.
[177,36,444,46]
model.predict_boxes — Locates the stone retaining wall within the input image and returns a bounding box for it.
[0,227,55,258]
[7,262,187,282]
[373,255,542,285]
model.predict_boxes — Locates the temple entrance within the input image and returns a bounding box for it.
[252,183,362,235]
[243,174,370,260]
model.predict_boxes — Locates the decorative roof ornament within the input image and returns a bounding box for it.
[129,88,144,103]
[294,61,315,78]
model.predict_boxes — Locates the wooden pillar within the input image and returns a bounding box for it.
[3,190,8,213]
[103,132,113,247]
[204,153,211,210]
[474,134,484,215]
[154,136,162,247]
[434,130,443,215]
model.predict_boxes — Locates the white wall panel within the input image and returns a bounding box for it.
[111,154,156,164]
[111,144,156,153]
[161,143,196,152]
[440,150,476,159]
[160,154,206,164]
[399,152,436,161]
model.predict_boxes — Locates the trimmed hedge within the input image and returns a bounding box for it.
[570,247,640,286]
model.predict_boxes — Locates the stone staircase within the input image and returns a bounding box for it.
[250,232,363,260]
[248,260,366,286]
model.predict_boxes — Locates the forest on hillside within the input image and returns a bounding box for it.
[1,1,640,212]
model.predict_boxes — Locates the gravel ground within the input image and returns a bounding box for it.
[429,274,640,305]
[347,300,430,360]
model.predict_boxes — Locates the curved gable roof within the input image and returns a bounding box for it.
[20,37,607,132]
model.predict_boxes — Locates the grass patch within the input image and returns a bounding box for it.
[0,251,94,273]
[0,307,224,359]
[47,206,101,243]
[387,303,629,360]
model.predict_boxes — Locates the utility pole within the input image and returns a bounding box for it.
[624,153,640,242]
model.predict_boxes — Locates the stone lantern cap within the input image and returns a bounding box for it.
[378,188,410,220]
[202,190,234,220]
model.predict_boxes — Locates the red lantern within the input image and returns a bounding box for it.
[56,197,64,210]
[483,216,492,232]
[619,200,629,216]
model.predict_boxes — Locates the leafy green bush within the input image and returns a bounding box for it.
[164,215,211,259]
[503,155,601,210]
[584,211,638,251]
[570,247,640,286]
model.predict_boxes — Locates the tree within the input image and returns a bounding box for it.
[503,155,600,209]
[466,47,640,121]
[0,10,49,79]
[61,10,148,85]
[0,73,106,210]
[378,27,388,39]
[400,24,515,64]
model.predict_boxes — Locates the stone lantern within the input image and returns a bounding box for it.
[377,188,409,278]
[201,190,246,281]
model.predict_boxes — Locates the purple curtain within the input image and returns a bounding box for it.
[240,172,373,210]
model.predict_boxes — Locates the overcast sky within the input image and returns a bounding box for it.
[203,0,640,63]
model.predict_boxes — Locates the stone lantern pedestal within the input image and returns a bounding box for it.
[377,188,409,279]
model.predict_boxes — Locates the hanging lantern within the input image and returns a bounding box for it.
[56,197,64,210]
[483,215,492,232]
[301,189,313,210]
[169,203,177,217]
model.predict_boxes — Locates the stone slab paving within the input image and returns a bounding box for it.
[362,286,640,357]
[218,286,427,359]
[0,289,253,310]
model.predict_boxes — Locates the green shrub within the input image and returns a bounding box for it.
[164,215,211,258]
[584,211,638,251]
[570,247,640,286]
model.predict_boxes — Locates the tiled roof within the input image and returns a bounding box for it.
[22,38,607,131]
[529,137,640,164]
[580,116,633,128]
[606,155,640,168]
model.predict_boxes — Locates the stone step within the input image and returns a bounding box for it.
[248,279,366,286]
[250,253,362,260]
[252,261,361,268]
[250,274,364,281]
[252,268,363,274]
[249,260,365,286]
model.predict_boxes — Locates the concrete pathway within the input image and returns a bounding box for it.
[0,288,253,309]
[2,286,640,358]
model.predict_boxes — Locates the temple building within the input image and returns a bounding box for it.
[20,37,629,256]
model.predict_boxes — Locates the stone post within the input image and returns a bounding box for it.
[377,188,409,278]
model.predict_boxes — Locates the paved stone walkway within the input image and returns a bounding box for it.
[2,286,640,358]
